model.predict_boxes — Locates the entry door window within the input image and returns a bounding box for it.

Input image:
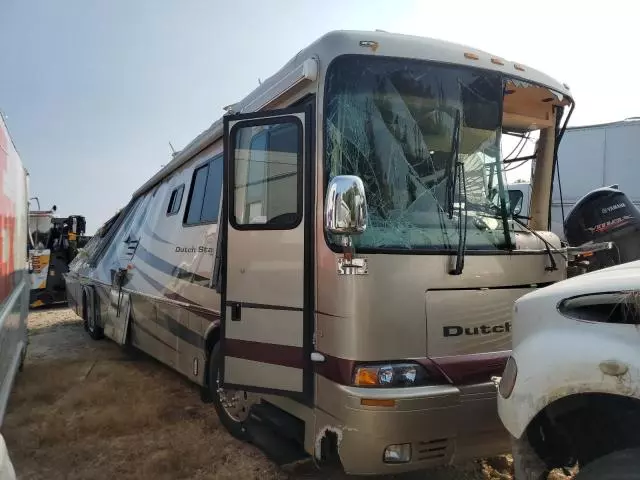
[231,119,302,229]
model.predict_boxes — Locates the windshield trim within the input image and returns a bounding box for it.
[322,53,537,255]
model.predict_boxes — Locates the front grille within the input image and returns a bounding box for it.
[414,438,449,462]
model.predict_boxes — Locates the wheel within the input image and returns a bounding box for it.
[86,311,104,340]
[207,343,251,440]
[18,342,27,372]
[83,293,104,340]
[575,447,640,479]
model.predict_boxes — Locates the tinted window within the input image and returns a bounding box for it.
[167,184,184,215]
[185,165,208,225]
[232,121,301,228]
[201,157,223,223]
[185,155,223,225]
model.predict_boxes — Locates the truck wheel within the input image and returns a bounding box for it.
[18,343,27,372]
[511,435,548,480]
[86,312,104,340]
[575,447,640,479]
[207,343,249,441]
[82,292,104,340]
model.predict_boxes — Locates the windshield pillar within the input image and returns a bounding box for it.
[529,114,557,231]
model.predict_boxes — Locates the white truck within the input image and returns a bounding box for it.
[497,117,640,478]
[508,117,640,241]
[498,260,640,479]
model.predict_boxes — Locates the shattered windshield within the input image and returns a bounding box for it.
[324,55,513,251]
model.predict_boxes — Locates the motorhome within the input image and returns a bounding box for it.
[64,30,573,475]
[0,112,29,426]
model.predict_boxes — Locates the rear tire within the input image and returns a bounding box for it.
[86,315,104,340]
[83,293,104,340]
[575,447,640,479]
[208,343,249,441]
[18,342,27,372]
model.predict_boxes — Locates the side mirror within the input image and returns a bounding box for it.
[324,175,368,235]
[512,201,522,216]
[508,190,524,217]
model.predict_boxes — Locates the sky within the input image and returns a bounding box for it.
[1,0,636,234]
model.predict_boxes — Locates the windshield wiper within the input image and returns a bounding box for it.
[449,159,468,275]
[446,110,461,220]
[447,110,467,275]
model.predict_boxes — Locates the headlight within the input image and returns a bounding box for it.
[353,363,429,387]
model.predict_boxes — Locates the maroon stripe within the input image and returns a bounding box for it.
[315,354,355,385]
[316,352,508,386]
[222,338,508,387]
[183,303,220,324]
[429,352,509,385]
[224,338,304,370]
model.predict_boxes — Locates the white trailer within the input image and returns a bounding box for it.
[0,111,28,480]
[508,118,640,241]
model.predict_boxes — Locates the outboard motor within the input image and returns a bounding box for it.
[564,185,640,271]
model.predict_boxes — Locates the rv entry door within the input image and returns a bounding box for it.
[221,105,313,404]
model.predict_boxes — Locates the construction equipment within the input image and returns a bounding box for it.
[28,202,90,308]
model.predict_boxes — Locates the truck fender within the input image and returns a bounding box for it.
[498,328,640,440]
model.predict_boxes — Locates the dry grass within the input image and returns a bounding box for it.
[3,310,285,480]
[1,308,529,480]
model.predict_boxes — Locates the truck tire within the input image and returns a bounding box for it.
[207,343,249,441]
[82,291,104,340]
[86,312,104,340]
[574,447,640,479]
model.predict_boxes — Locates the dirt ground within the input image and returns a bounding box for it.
[2,307,536,480]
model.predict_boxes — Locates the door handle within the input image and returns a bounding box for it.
[230,302,241,322]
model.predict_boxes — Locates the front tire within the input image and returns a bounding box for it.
[575,447,640,479]
[208,343,250,440]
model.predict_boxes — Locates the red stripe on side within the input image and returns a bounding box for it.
[429,352,509,385]
[0,125,16,304]
[224,338,304,370]
[220,337,508,387]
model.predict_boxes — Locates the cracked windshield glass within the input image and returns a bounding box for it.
[325,55,513,251]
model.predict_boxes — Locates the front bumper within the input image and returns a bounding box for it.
[315,378,510,475]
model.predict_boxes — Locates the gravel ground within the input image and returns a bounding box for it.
[1,307,536,480]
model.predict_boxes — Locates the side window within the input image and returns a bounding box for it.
[201,157,223,223]
[185,164,209,225]
[166,184,184,216]
[232,120,301,229]
[184,155,223,225]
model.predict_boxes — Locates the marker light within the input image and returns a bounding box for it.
[499,356,518,399]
